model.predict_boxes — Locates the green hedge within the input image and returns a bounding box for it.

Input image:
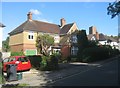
[11,52,25,56]
[27,55,42,69]
[28,55,59,71]
[40,55,59,71]
[81,46,120,62]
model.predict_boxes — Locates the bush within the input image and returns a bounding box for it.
[47,55,59,70]
[40,56,48,71]
[40,55,59,71]
[81,46,112,62]
[27,55,42,69]
[71,58,78,62]
[11,52,24,56]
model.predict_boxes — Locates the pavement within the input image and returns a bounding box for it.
[1,55,120,87]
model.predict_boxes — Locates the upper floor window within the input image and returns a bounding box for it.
[91,36,96,41]
[28,31,34,40]
[71,35,77,43]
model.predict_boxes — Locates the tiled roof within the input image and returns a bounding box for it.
[104,36,118,42]
[60,23,74,35]
[60,30,79,45]
[99,33,118,42]
[9,20,60,35]
[59,34,71,45]
[99,33,106,41]
[87,34,97,40]
[0,23,5,27]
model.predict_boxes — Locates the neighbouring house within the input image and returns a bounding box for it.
[87,26,99,41]
[9,12,60,55]
[87,26,119,49]
[99,34,119,49]
[60,30,79,58]
[9,12,79,56]
[0,23,5,52]
[59,18,79,58]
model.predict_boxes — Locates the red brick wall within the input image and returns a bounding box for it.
[10,44,24,52]
[61,45,70,58]
[10,43,37,52]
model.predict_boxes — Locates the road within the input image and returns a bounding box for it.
[48,57,120,86]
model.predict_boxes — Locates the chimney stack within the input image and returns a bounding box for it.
[96,31,99,40]
[27,12,32,21]
[89,26,97,34]
[60,18,66,27]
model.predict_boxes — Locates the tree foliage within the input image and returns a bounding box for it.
[107,1,120,18]
[36,34,54,56]
[77,30,89,55]
[2,37,10,52]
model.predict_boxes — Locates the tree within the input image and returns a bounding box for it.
[107,0,120,18]
[2,37,10,52]
[36,34,54,56]
[77,30,89,59]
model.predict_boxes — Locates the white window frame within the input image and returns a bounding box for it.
[71,46,78,55]
[72,35,77,43]
[28,31,34,40]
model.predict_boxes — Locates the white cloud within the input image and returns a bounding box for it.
[37,17,53,23]
[29,9,53,23]
[30,9,41,15]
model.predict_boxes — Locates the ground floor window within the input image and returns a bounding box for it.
[71,46,78,55]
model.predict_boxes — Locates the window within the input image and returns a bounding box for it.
[9,58,16,62]
[18,57,28,62]
[28,32,34,40]
[72,35,77,43]
[3,58,9,62]
[71,46,78,55]
[91,36,96,41]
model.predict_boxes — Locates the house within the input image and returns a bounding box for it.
[87,26,99,41]
[60,30,79,58]
[59,18,79,58]
[0,23,5,52]
[9,12,60,55]
[87,26,119,49]
[99,34,119,49]
[9,12,79,56]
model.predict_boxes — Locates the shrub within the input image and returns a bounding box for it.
[40,56,48,71]
[11,52,24,56]
[111,49,120,56]
[27,55,42,69]
[81,46,111,62]
[40,55,59,71]
[71,58,78,62]
[47,55,59,70]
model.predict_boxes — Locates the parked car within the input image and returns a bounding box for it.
[3,56,31,72]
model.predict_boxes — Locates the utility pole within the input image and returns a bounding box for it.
[118,14,120,50]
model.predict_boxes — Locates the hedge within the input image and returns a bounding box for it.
[81,46,120,62]
[11,52,25,56]
[27,55,42,69]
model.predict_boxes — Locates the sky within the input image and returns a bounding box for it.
[1,1,119,40]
